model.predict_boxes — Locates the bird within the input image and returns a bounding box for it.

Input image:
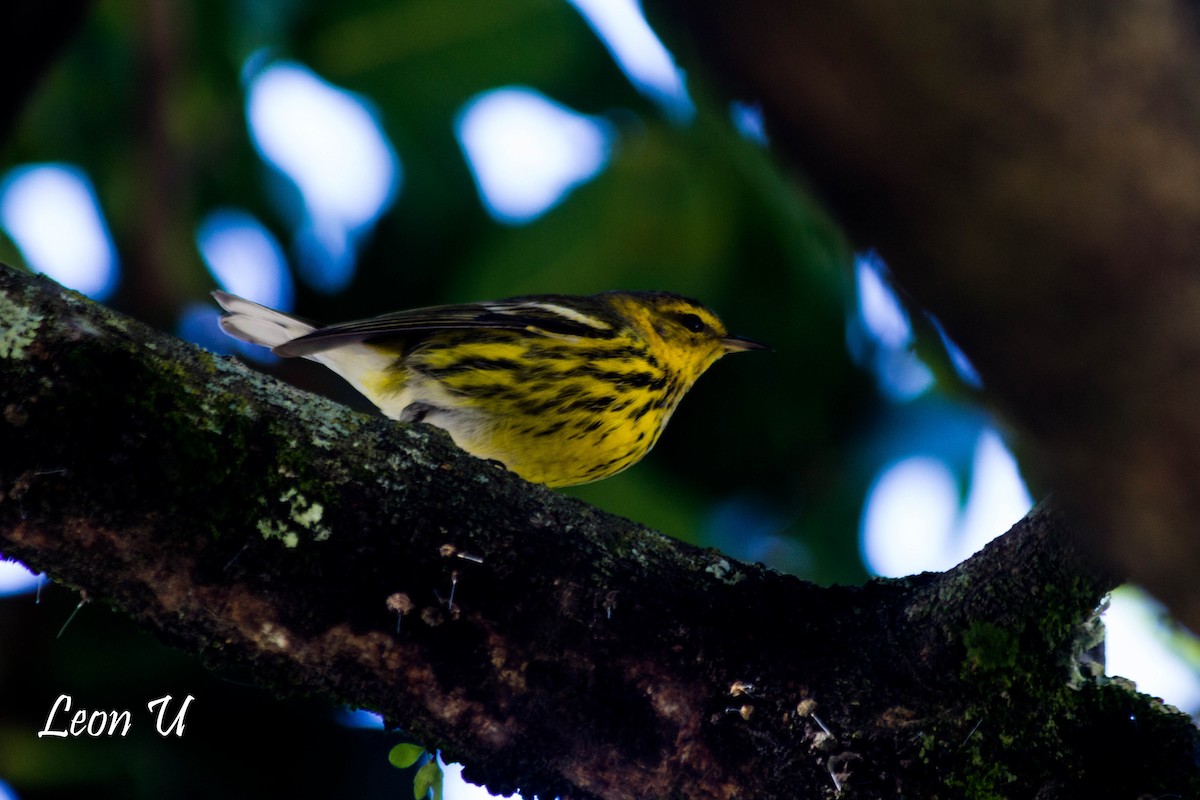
[214,290,766,487]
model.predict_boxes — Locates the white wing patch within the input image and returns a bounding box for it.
[517,302,612,330]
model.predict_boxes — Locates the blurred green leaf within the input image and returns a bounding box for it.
[389,742,427,769]
[413,759,443,800]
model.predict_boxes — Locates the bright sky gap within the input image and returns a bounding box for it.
[244,58,400,294]
[196,208,294,310]
[0,164,119,300]
[565,0,693,120]
[456,87,613,224]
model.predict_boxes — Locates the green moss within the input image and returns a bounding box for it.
[962,621,1020,677]
[910,563,1137,796]
[946,755,1018,799]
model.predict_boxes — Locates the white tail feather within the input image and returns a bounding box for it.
[213,291,316,349]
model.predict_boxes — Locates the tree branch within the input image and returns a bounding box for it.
[651,0,1200,635]
[1,265,1196,797]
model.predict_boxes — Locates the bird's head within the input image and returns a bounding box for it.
[613,292,768,384]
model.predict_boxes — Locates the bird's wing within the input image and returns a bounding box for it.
[273,296,619,357]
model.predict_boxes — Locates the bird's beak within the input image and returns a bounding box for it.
[720,335,771,353]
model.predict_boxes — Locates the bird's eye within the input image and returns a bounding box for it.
[677,313,705,333]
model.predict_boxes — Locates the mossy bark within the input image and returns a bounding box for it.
[1,265,1197,797]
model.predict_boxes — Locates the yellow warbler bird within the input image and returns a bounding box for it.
[214,290,766,487]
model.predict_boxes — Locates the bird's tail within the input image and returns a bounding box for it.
[212,291,400,410]
[213,290,317,352]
